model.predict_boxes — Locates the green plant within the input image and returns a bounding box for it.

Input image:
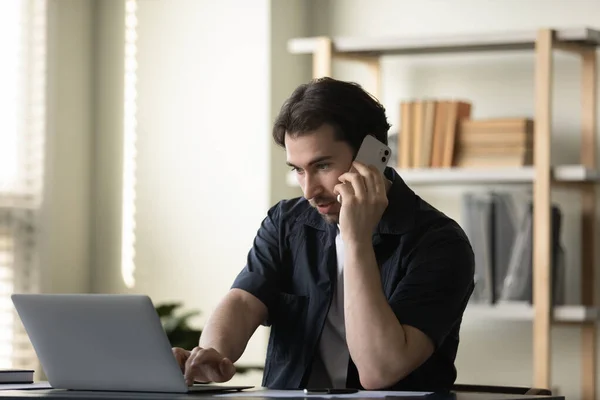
[155,302,263,374]
[156,302,202,350]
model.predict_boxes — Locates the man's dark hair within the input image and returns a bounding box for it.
[272,77,391,154]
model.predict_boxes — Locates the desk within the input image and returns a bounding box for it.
[0,389,565,400]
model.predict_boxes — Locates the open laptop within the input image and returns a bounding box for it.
[11,293,255,394]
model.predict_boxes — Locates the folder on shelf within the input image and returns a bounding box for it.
[461,191,565,306]
[492,192,528,299]
[462,192,495,304]
[499,203,565,305]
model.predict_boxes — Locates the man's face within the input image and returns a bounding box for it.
[285,124,354,224]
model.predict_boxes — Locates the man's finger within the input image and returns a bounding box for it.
[338,172,366,199]
[219,358,236,380]
[352,161,378,196]
[191,359,232,384]
[368,164,386,196]
[175,353,188,373]
[185,348,232,385]
[172,348,190,374]
[184,352,199,385]
[334,182,355,205]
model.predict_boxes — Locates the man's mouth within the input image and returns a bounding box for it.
[316,201,336,214]
[317,201,334,207]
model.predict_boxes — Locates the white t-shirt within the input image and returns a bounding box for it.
[317,227,349,388]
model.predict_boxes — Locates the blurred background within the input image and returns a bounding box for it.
[0,0,599,398]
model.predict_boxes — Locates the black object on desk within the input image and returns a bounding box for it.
[304,388,359,395]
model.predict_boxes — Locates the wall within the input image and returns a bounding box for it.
[269,0,310,204]
[125,0,273,384]
[88,0,314,386]
[40,0,94,294]
[307,0,600,398]
[90,0,126,294]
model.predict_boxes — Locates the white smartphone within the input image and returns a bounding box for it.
[336,135,391,203]
[353,135,392,174]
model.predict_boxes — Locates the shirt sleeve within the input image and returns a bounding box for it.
[230,203,283,326]
[388,231,475,349]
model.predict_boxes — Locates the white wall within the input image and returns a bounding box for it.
[40,0,94,294]
[269,0,310,204]
[127,0,273,384]
[307,0,600,398]
[88,0,314,386]
[90,0,126,294]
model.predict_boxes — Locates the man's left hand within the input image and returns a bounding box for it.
[335,161,388,244]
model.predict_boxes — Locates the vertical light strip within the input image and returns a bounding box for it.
[0,0,22,193]
[121,0,138,289]
[27,0,47,209]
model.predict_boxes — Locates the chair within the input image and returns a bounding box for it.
[452,383,552,396]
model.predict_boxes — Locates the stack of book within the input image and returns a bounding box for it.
[454,118,534,168]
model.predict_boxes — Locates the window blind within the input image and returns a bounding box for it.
[0,0,47,371]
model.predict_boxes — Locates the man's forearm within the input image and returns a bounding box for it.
[344,240,408,389]
[199,288,266,363]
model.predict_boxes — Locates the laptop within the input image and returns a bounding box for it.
[11,293,255,394]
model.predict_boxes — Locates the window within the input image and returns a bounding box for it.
[0,0,47,370]
[0,1,22,194]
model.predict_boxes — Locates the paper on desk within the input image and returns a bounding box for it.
[216,389,432,398]
[0,381,52,390]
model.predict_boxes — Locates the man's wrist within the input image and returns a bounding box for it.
[345,238,373,253]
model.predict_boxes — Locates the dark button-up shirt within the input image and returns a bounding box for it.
[231,167,475,392]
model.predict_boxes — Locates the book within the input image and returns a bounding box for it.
[0,369,34,384]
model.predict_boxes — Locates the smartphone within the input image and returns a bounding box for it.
[303,388,359,395]
[336,135,392,204]
[353,135,392,174]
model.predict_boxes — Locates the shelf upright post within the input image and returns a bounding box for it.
[580,45,597,400]
[312,37,332,78]
[532,28,554,391]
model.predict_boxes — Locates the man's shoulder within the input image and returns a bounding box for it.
[391,195,473,259]
[415,200,469,240]
[267,196,313,225]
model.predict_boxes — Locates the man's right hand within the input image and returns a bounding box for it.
[172,347,236,386]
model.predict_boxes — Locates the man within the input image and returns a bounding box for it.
[173,77,475,391]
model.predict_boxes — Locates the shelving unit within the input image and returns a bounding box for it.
[466,302,600,323]
[287,27,600,399]
[287,165,600,186]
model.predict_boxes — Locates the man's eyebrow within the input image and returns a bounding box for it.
[286,156,333,168]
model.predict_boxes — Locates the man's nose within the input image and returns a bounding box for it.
[303,173,323,200]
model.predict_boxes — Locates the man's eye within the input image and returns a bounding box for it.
[316,163,330,170]
[291,166,304,174]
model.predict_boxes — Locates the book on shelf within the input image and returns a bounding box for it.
[396,98,534,169]
[462,190,565,306]
[398,99,471,169]
[0,369,34,384]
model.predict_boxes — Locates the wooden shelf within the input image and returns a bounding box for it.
[289,26,599,397]
[396,165,600,184]
[285,165,600,187]
[288,27,600,56]
[466,302,600,323]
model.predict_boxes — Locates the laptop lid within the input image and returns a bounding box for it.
[11,293,251,393]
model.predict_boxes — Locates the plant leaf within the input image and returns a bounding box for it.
[155,303,182,318]
[163,310,200,333]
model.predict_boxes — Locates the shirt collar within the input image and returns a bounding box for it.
[297,167,417,235]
